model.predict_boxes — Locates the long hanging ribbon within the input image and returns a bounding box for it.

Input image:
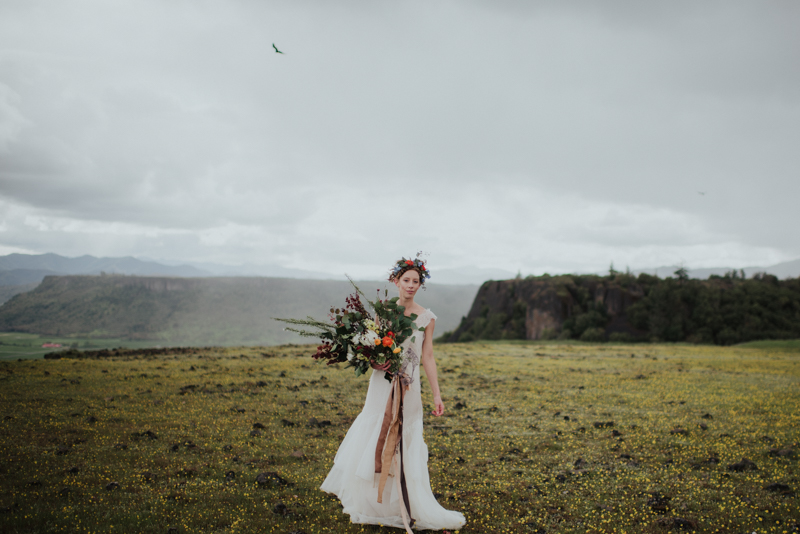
[375,373,414,532]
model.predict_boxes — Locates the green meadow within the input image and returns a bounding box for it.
[0,332,162,361]
[0,343,797,533]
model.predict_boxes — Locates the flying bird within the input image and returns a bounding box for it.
[698,191,706,196]
[272,43,284,54]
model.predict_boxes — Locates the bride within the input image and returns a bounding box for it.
[320,258,466,531]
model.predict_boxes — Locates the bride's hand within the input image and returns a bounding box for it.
[431,396,445,417]
[370,360,391,371]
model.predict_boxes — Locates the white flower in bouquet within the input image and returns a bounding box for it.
[356,330,380,346]
[347,348,355,361]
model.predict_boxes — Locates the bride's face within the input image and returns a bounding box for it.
[395,269,421,299]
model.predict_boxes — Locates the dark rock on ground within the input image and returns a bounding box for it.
[280,419,295,427]
[593,421,614,429]
[272,501,290,515]
[768,447,794,458]
[59,487,71,496]
[224,470,236,481]
[611,429,622,437]
[222,444,233,452]
[132,430,158,440]
[728,458,758,472]
[249,430,262,437]
[232,407,246,413]
[573,458,588,468]
[764,482,794,495]
[647,492,671,514]
[105,481,120,491]
[307,417,331,428]
[55,445,70,455]
[256,471,291,487]
[454,402,467,410]
[142,471,157,482]
[252,422,265,429]
[113,443,128,450]
[699,423,708,431]
[85,415,98,424]
[701,413,713,419]
[670,428,689,435]
[68,466,79,474]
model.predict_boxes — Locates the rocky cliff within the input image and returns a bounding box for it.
[445,271,800,344]
[447,275,645,342]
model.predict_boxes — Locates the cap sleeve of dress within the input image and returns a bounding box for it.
[417,309,437,329]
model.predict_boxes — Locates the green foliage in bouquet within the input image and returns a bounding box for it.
[274,277,423,380]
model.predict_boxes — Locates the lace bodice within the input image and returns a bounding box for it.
[398,309,436,383]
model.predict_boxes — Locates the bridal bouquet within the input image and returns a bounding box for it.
[275,279,423,380]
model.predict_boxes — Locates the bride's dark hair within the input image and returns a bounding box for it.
[388,256,430,287]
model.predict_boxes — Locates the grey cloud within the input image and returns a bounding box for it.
[0,1,798,274]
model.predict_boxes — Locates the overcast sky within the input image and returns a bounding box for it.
[1,1,798,279]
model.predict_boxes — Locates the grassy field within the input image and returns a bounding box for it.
[0,332,162,361]
[0,342,797,533]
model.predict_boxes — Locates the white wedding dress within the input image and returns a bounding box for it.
[320,309,466,530]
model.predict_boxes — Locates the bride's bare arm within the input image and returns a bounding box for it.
[420,319,444,416]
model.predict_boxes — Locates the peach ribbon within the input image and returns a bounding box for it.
[375,373,414,532]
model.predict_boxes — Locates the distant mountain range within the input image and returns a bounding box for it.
[0,275,478,346]
[0,253,520,289]
[0,253,208,278]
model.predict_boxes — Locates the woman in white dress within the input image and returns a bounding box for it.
[320,258,466,531]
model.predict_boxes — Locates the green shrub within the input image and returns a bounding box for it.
[580,327,606,342]
[540,328,558,340]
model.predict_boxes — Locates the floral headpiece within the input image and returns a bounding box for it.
[389,255,431,283]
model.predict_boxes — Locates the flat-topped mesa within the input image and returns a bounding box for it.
[446,275,647,342]
[446,271,800,345]
[39,274,203,293]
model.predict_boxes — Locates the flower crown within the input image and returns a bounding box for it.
[389,256,431,281]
